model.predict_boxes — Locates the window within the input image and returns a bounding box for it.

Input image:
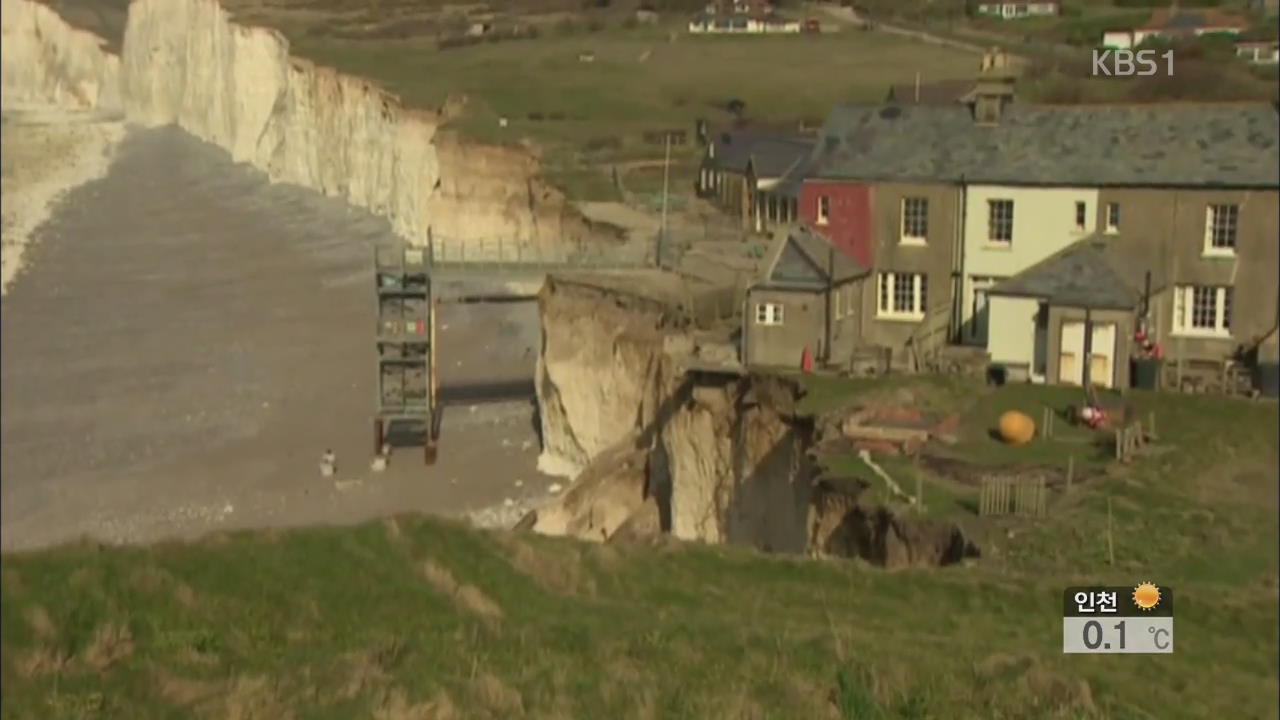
[1105,202,1120,233]
[755,302,784,326]
[1172,285,1232,336]
[901,197,928,242]
[1205,204,1239,254]
[987,199,1014,244]
[1074,201,1087,232]
[877,272,927,320]
[817,195,830,225]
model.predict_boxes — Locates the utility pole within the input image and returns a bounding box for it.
[658,131,672,267]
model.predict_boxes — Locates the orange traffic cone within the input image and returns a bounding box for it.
[801,346,814,373]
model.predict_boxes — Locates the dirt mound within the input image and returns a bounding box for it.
[810,480,979,569]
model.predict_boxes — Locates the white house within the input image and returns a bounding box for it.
[960,186,1102,348]
[1236,40,1280,64]
[974,2,1059,20]
[688,14,801,33]
[1100,9,1248,50]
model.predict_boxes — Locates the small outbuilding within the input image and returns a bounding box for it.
[743,228,869,368]
[985,237,1150,388]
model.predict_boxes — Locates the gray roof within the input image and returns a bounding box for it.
[761,228,867,288]
[988,237,1142,310]
[796,102,1280,188]
[708,131,813,177]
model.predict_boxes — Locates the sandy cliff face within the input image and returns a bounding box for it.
[535,279,814,549]
[659,376,813,550]
[3,0,594,247]
[535,276,687,478]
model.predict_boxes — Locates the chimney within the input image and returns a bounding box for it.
[972,46,1016,125]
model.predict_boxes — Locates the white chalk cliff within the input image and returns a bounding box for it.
[2,0,595,247]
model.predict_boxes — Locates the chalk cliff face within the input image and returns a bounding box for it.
[535,277,814,550]
[1,1,120,111]
[2,0,594,247]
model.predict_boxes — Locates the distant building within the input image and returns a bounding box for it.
[973,2,1059,20]
[698,129,812,233]
[1236,39,1280,64]
[1101,9,1249,50]
[688,13,802,34]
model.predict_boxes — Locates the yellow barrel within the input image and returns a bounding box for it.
[997,410,1036,445]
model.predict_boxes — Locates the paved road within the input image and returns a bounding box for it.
[1,126,554,551]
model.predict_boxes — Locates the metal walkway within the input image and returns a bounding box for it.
[373,236,662,464]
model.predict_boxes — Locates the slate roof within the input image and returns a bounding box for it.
[787,102,1280,188]
[707,131,814,178]
[987,237,1143,310]
[760,227,867,289]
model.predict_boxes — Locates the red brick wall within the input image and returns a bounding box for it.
[799,180,874,268]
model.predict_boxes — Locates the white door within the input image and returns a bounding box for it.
[1058,321,1116,387]
[967,276,1001,345]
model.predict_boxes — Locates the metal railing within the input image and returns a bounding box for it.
[425,234,658,271]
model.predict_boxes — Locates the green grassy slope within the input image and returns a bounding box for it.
[3,383,1277,718]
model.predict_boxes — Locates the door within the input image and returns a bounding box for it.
[1089,323,1116,389]
[967,276,1001,345]
[1058,321,1116,387]
[1059,321,1083,385]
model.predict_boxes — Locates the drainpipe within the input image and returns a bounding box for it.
[953,175,968,343]
[825,245,835,365]
[1083,307,1094,389]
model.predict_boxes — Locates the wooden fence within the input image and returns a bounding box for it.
[978,476,1047,518]
[1114,420,1148,463]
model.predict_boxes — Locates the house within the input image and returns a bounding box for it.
[697,130,811,232]
[985,237,1149,387]
[743,228,869,368]
[884,79,977,105]
[778,54,1278,383]
[1236,39,1280,64]
[973,2,1059,20]
[1101,9,1249,50]
[688,11,802,33]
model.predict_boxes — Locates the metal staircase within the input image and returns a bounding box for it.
[373,247,437,463]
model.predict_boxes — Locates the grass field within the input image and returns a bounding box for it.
[283,23,982,197]
[3,378,1276,718]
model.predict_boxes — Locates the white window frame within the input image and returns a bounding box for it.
[1104,202,1120,234]
[816,195,830,226]
[1172,285,1232,338]
[987,199,1014,245]
[1204,204,1239,256]
[900,197,928,244]
[754,302,784,326]
[876,272,927,321]
[1074,201,1087,233]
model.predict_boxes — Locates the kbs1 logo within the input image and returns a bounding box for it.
[1091,49,1174,77]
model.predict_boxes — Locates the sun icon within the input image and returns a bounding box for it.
[1133,582,1162,611]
